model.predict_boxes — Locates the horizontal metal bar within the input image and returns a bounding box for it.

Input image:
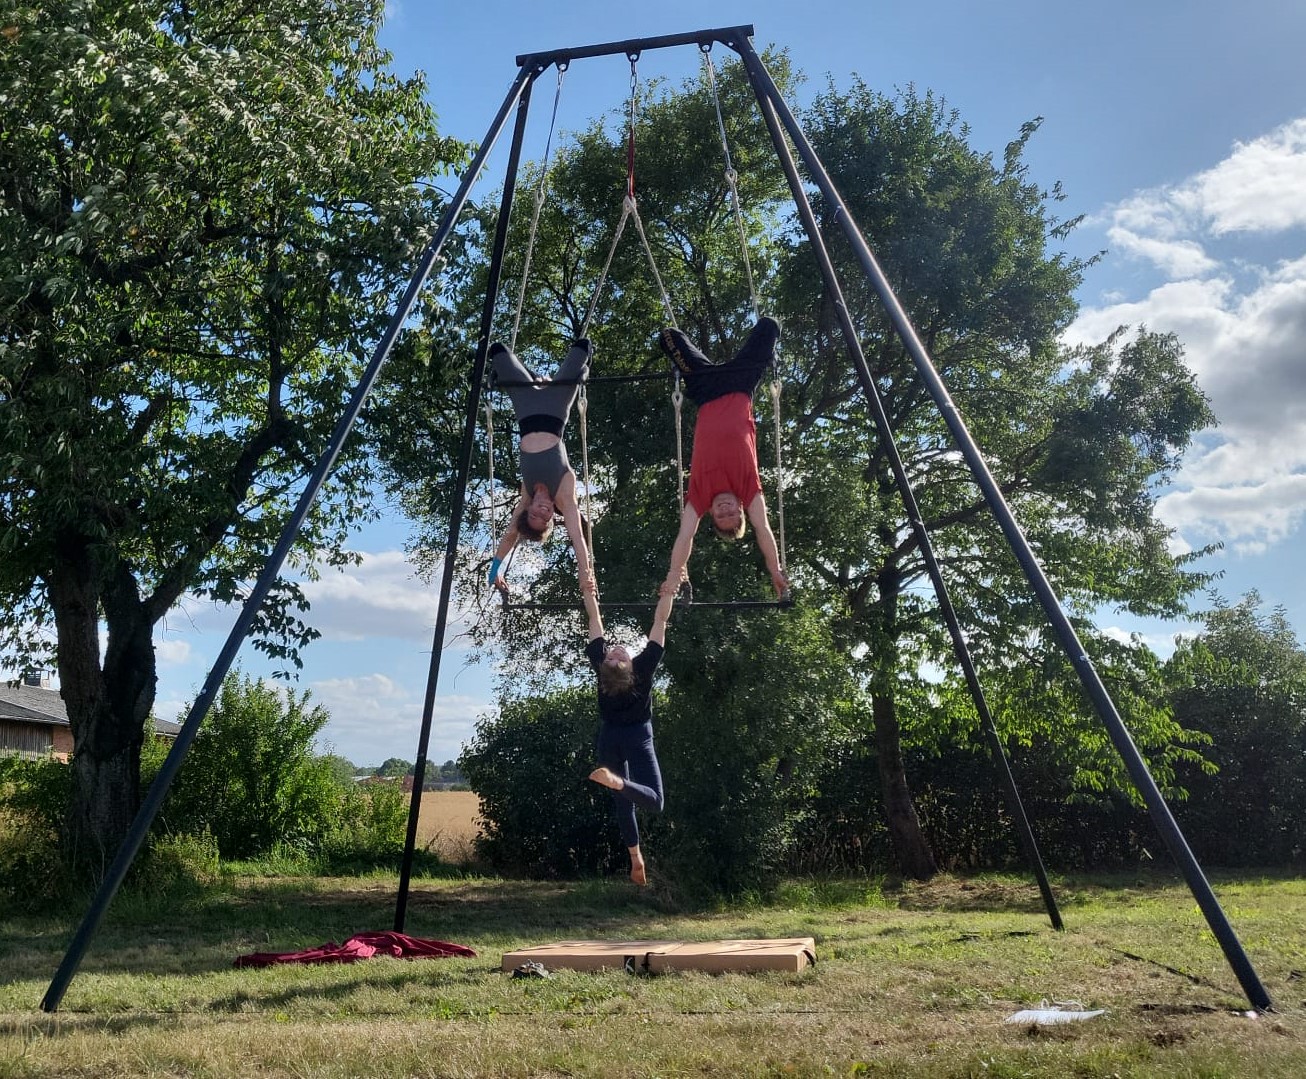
[516,25,754,70]
[490,370,673,387]
[502,597,795,611]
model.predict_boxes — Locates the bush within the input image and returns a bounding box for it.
[158,672,349,859]
[461,687,621,877]
[126,831,221,903]
[320,781,411,869]
[0,755,77,910]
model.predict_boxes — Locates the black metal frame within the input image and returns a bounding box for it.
[41,25,1271,1014]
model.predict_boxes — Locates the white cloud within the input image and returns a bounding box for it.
[1105,226,1217,278]
[309,672,490,766]
[155,547,481,653]
[1065,117,1306,554]
[1098,625,1193,658]
[1156,474,1306,548]
[1102,120,1306,274]
[1192,119,1306,235]
[300,550,442,643]
[154,637,192,667]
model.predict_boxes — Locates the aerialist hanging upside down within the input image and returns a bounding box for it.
[659,316,789,599]
[487,338,593,594]
[582,576,677,886]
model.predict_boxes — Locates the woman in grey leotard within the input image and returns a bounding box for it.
[487,339,593,595]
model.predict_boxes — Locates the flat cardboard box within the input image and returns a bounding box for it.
[502,937,816,974]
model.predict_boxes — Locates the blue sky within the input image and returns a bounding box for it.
[143,1,1306,767]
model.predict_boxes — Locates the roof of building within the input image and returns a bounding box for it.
[0,679,181,736]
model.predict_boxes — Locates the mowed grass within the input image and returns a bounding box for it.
[1,869,1303,1077]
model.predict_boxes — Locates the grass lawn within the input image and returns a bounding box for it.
[0,869,1302,1077]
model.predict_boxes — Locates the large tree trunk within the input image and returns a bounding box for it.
[48,543,158,873]
[863,544,938,881]
[870,687,938,880]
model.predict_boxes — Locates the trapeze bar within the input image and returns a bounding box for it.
[490,370,673,387]
[516,25,754,71]
[502,597,795,612]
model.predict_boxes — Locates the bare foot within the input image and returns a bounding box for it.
[588,767,625,791]
[629,849,647,886]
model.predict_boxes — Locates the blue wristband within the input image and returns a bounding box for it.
[488,557,502,584]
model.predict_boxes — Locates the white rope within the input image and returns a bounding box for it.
[628,197,678,328]
[769,376,787,572]
[672,376,685,509]
[580,196,633,338]
[509,66,566,352]
[485,398,497,552]
[702,50,759,321]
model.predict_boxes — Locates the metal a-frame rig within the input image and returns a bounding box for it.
[41,26,1272,1014]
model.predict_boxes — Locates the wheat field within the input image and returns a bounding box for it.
[414,789,482,863]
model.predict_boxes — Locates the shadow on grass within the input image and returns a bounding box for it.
[10,866,1282,998]
[0,873,675,990]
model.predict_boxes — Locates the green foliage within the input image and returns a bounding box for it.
[460,687,621,877]
[319,753,359,786]
[0,751,70,830]
[652,606,858,895]
[0,754,77,909]
[127,830,221,903]
[381,60,1216,886]
[158,672,346,859]
[0,0,469,860]
[1165,592,1306,865]
[376,757,413,778]
[320,780,410,869]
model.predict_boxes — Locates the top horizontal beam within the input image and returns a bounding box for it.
[516,25,754,71]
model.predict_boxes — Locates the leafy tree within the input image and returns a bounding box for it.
[159,672,343,858]
[0,0,467,867]
[319,753,358,787]
[460,687,619,877]
[1165,592,1306,865]
[767,84,1215,876]
[382,64,1214,884]
[376,757,412,779]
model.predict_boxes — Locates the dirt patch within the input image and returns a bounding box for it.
[416,790,482,863]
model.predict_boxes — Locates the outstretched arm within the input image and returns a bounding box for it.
[663,502,701,592]
[489,489,529,592]
[747,493,788,597]
[648,579,677,647]
[555,473,594,593]
[581,576,603,641]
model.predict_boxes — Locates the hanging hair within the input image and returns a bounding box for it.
[516,507,554,542]
[598,661,635,697]
[712,516,747,541]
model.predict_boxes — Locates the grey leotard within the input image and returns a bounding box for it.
[520,441,572,500]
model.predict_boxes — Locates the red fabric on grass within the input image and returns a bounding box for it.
[234,931,476,968]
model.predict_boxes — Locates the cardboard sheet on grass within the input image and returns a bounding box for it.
[502,937,816,974]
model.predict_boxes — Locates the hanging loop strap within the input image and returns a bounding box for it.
[702,51,759,322]
[580,54,676,336]
[625,54,639,200]
[769,375,787,572]
[509,64,566,352]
